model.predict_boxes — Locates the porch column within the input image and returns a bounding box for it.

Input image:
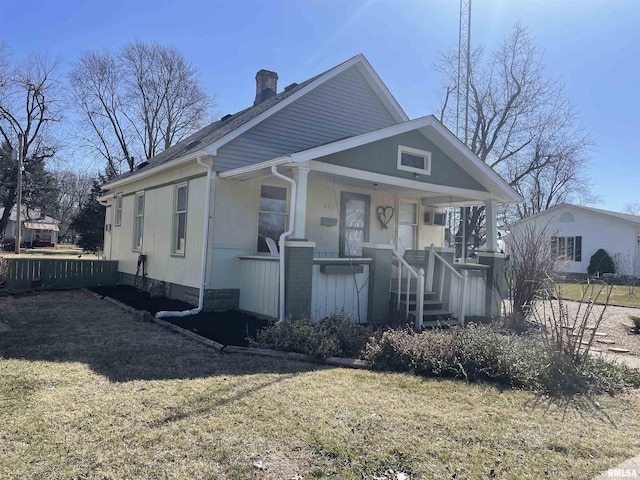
[484,199,499,253]
[477,252,507,318]
[292,166,310,239]
[362,244,394,325]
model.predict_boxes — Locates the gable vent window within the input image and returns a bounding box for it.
[397,145,431,175]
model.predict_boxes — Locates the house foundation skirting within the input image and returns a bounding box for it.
[118,272,239,311]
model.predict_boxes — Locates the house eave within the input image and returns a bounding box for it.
[102,150,210,190]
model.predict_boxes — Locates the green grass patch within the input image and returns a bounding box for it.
[1,290,640,479]
[558,283,640,308]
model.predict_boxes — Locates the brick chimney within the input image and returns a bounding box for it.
[254,69,278,106]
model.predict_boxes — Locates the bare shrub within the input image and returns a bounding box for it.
[533,280,612,365]
[503,222,557,330]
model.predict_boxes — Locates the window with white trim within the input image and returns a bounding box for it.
[257,184,288,253]
[133,192,145,251]
[397,145,431,175]
[114,193,122,226]
[172,183,188,256]
[551,236,582,262]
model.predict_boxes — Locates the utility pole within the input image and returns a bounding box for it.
[15,133,23,255]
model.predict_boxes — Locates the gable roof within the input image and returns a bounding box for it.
[517,203,640,227]
[0,205,59,224]
[104,54,408,189]
[219,115,523,204]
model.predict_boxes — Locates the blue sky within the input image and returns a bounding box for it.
[1,0,639,212]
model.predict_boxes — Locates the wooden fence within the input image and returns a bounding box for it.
[2,258,119,289]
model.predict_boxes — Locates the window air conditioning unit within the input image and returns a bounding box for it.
[424,212,446,227]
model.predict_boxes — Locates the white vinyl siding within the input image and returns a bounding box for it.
[172,183,188,256]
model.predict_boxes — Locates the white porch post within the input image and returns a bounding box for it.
[292,166,310,239]
[484,199,499,253]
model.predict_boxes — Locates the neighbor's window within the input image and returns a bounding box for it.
[133,192,145,251]
[257,184,288,253]
[114,193,123,226]
[551,236,582,261]
[397,145,431,175]
[173,183,188,256]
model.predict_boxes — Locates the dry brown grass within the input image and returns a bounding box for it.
[1,290,640,479]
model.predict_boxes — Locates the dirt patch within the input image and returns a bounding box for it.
[90,285,270,347]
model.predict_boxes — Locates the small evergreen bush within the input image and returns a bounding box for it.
[587,249,615,277]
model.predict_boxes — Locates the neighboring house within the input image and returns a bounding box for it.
[0,205,60,247]
[512,203,640,278]
[100,54,521,325]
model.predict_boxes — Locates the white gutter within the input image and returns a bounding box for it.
[156,155,214,319]
[271,159,296,322]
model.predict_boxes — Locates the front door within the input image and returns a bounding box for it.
[397,199,418,255]
[339,192,370,257]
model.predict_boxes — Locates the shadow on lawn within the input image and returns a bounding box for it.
[0,290,318,383]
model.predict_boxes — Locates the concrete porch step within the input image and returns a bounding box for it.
[398,300,445,311]
[390,290,436,301]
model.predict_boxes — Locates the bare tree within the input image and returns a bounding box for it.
[51,170,93,240]
[0,45,61,236]
[623,202,640,216]
[69,41,213,175]
[436,24,594,247]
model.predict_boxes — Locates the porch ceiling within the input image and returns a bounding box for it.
[308,162,494,207]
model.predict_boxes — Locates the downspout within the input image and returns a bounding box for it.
[156,155,214,318]
[271,160,296,322]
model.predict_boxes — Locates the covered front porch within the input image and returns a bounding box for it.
[214,116,520,326]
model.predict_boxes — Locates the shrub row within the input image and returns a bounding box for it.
[252,314,640,396]
[363,324,640,396]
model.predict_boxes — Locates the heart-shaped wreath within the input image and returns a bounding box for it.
[376,206,394,230]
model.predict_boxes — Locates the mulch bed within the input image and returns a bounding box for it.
[90,285,270,347]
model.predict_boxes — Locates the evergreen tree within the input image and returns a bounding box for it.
[71,179,105,252]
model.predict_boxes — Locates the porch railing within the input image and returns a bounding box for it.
[425,244,469,325]
[392,249,425,330]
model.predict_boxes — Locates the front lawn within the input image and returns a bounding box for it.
[1,290,640,479]
[558,282,640,308]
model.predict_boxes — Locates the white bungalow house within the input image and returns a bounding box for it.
[100,54,521,327]
[512,203,640,278]
[0,205,60,248]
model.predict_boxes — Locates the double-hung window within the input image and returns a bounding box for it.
[551,236,582,261]
[133,192,145,251]
[114,194,122,226]
[257,185,288,253]
[397,145,431,175]
[173,183,188,256]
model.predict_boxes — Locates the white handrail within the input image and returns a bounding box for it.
[392,249,424,330]
[429,244,463,280]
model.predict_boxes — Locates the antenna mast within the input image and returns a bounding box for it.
[456,0,472,146]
